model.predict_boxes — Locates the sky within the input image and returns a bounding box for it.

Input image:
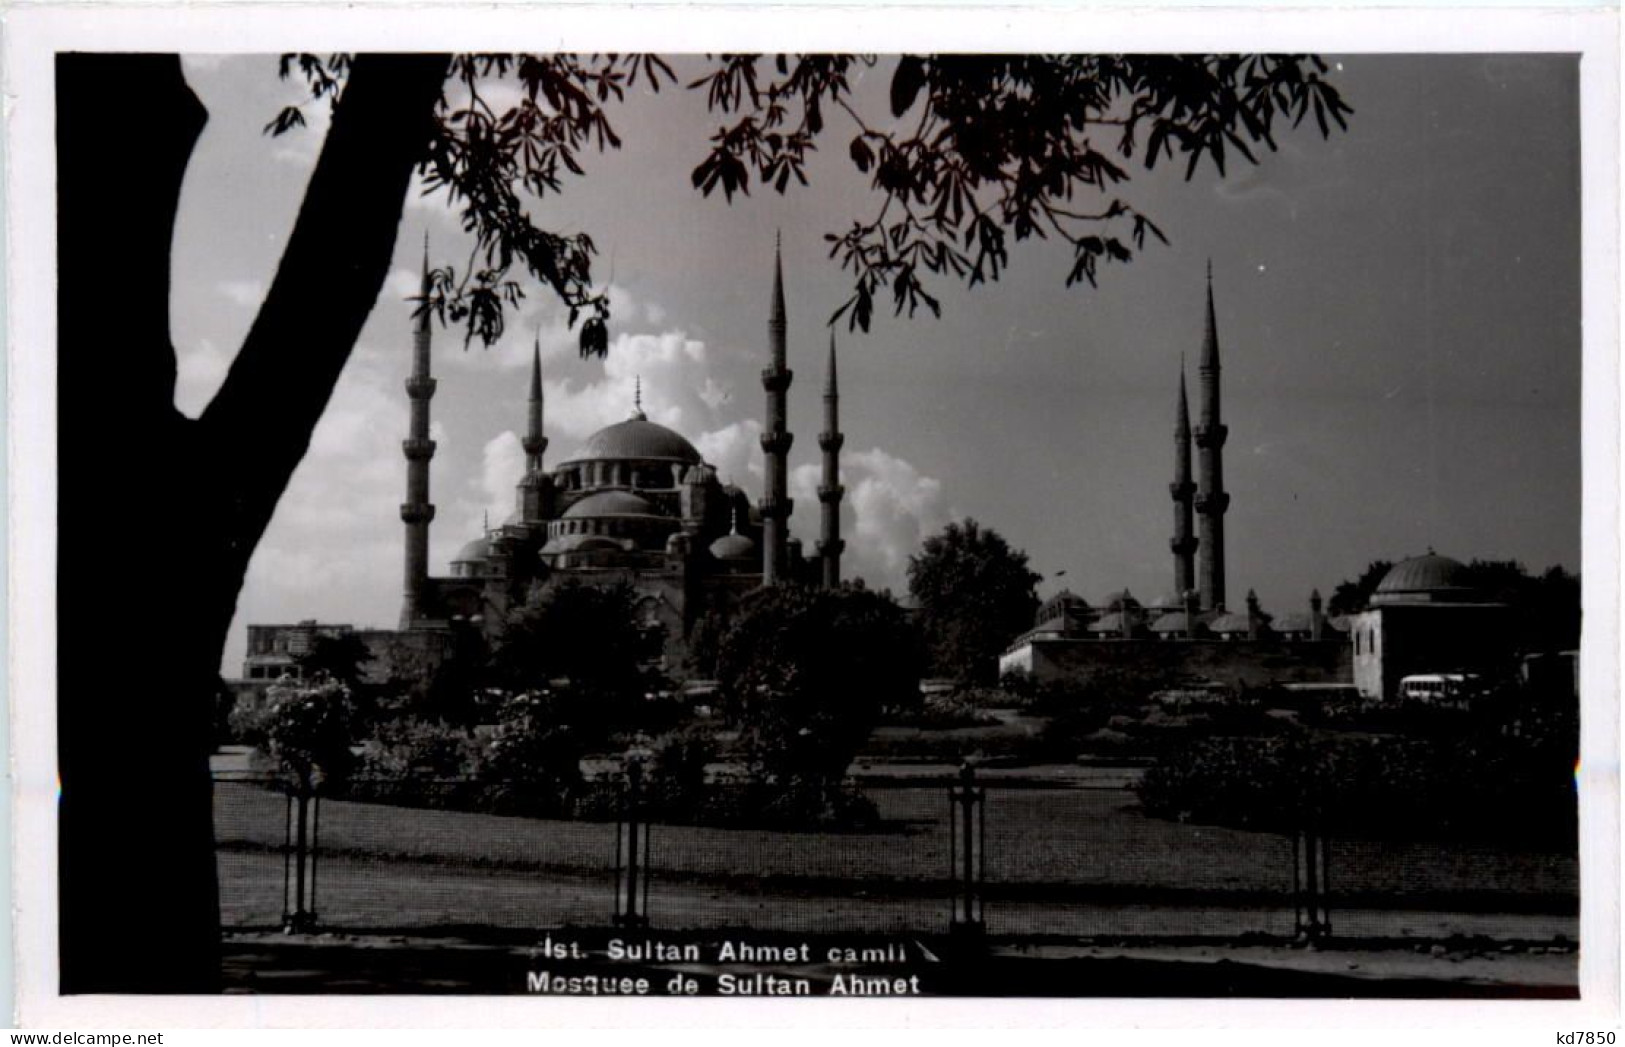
[165,54,1582,677]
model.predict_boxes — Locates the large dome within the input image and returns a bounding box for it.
[566,417,702,464]
[1373,553,1476,603]
[562,490,663,518]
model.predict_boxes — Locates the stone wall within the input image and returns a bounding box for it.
[1012,637,1352,690]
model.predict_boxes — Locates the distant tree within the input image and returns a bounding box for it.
[1326,560,1393,616]
[1461,560,1581,652]
[296,632,374,692]
[489,580,661,740]
[393,625,498,729]
[716,583,921,805]
[908,519,1041,684]
[59,51,1347,989]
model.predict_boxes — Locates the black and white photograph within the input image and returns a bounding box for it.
[6,2,1620,1030]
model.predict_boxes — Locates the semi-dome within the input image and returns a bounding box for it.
[708,532,758,562]
[562,490,663,519]
[1373,553,1477,604]
[452,536,492,563]
[566,417,702,464]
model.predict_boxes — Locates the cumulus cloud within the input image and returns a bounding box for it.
[695,419,765,488]
[844,448,951,591]
[545,329,714,445]
[476,430,526,528]
[788,447,951,595]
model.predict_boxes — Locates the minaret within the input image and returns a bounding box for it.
[759,236,794,584]
[1169,360,1197,600]
[1194,262,1229,611]
[817,331,845,588]
[400,235,437,628]
[523,336,547,474]
[515,335,550,524]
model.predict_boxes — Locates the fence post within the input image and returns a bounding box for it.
[614,751,651,928]
[281,778,319,933]
[948,760,986,939]
[1292,819,1332,942]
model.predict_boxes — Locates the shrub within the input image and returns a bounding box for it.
[478,690,587,816]
[1136,727,1577,847]
[356,717,486,779]
[883,691,1001,729]
[232,674,357,789]
[642,728,717,815]
[718,583,920,803]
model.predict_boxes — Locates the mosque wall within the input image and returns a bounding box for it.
[1010,637,1352,691]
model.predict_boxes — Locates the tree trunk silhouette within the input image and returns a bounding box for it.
[57,52,448,993]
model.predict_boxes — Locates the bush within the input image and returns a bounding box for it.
[1136,727,1577,847]
[356,717,486,779]
[882,691,1001,729]
[642,728,717,815]
[718,583,920,803]
[478,690,587,815]
[232,674,356,788]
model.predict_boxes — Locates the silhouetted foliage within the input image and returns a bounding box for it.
[1326,559,1392,616]
[1460,560,1581,652]
[688,54,1352,330]
[908,519,1041,684]
[275,53,1352,340]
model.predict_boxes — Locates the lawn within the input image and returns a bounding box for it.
[213,776,1577,940]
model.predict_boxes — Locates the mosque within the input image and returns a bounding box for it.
[998,269,1523,698]
[243,253,1521,702]
[243,241,845,680]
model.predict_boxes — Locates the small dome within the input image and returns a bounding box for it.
[1373,553,1476,603]
[1145,592,1185,612]
[562,491,661,519]
[1207,611,1253,634]
[452,536,492,564]
[566,417,702,464]
[1088,611,1134,634]
[1100,589,1141,611]
[1149,612,1193,634]
[1039,589,1089,620]
[708,532,758,562]
[1272,611,1314,633]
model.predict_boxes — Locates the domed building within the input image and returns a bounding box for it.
[385,241,844,670]
[996,270,1346,691]
[1350,552,1514,700]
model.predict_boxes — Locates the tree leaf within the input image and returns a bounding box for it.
[890,56,928,118]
